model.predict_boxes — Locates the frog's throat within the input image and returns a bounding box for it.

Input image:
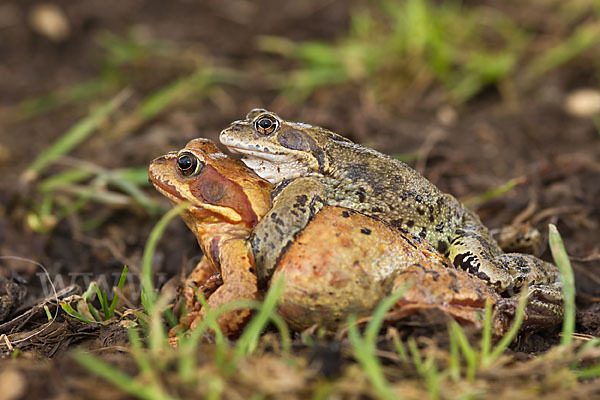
[223,146,306,184]
[151,183,242,223]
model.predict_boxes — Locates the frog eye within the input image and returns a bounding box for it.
[254,114,279,135]
[176,151,203,177]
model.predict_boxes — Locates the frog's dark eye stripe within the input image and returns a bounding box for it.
[176,151,203,177]
[254,114,279,135]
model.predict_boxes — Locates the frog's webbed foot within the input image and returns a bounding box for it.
[522,281,564,330]
[251,177,326,288]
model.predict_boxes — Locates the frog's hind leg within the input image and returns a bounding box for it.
[448,221,509,289]
[449,224,563,330]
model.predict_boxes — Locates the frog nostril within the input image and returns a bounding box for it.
[230,123,243,132]
[153,156,167,164]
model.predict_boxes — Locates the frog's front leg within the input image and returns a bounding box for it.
[172,238,257,340]
[251,177,326,288]
[448,223,563,329]
[190,238,258,336]
[169,257,221,345]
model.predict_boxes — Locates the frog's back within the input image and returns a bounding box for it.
[320,139,465,254]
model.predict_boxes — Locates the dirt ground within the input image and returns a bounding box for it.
[1,0,599,398]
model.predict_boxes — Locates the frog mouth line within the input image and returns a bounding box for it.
[148,178,188,205]
[223,145,290,164]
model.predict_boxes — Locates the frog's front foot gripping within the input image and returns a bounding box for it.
[251,177,326,288]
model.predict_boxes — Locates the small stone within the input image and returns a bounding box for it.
[564,88,600,117]
[436,105,457,126]
[0,369,25,400]
[28,3,70,42]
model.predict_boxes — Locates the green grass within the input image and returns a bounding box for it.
[258,0,600,105]
[60,265,129,323]
[20,29,239,234]
[21,90,132,183]
[347,283,411,400]
[548,224,576,346]
[258,0,528,103]
[73,199,294,399]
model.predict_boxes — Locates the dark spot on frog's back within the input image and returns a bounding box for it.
[356,188,366,203]
[360,227,371,235]
[436,240,448,255]
[341,211,350,218]
[435,222,444,233]
[295,194,308,207]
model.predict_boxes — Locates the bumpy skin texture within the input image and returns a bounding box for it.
[149,139,510,338]
[220,109,564,328]
[274,206,508,334]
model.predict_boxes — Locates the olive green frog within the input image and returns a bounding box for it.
[220,109,564,328]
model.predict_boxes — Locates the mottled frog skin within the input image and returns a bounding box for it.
[220,109,564,327]
[148,139,510,336]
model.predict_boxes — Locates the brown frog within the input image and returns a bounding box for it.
[220,109,564,328]
[148,139,510,336]
[148,138,271,337]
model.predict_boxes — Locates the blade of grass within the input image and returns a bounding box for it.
[448,322,461,381]
[141,203,190,311]
[548,224,575,346]
[107,265,129,319]
[463,176,526,209]
[480,299,493,362]
[484,286,528,365]
[364,283,411,347]
[234,276,287,357]
[448,321,477,381]
[110,68,239,140]
[93,283,111,318]
[73,350,177,400]
[60,302,97,324]
[346,284,411,400]
[38,168,95,191]
[525,23,600,82]
[17,78,115,121]
[347,316,398,400]
[22,89,131,182]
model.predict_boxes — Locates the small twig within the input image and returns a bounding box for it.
[415,127,447,174]
[531,205,588,225]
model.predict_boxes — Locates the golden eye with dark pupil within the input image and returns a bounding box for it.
[255,116,278,135]
[176,152,202,177]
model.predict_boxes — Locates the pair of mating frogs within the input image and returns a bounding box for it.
[148,109,563,338]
